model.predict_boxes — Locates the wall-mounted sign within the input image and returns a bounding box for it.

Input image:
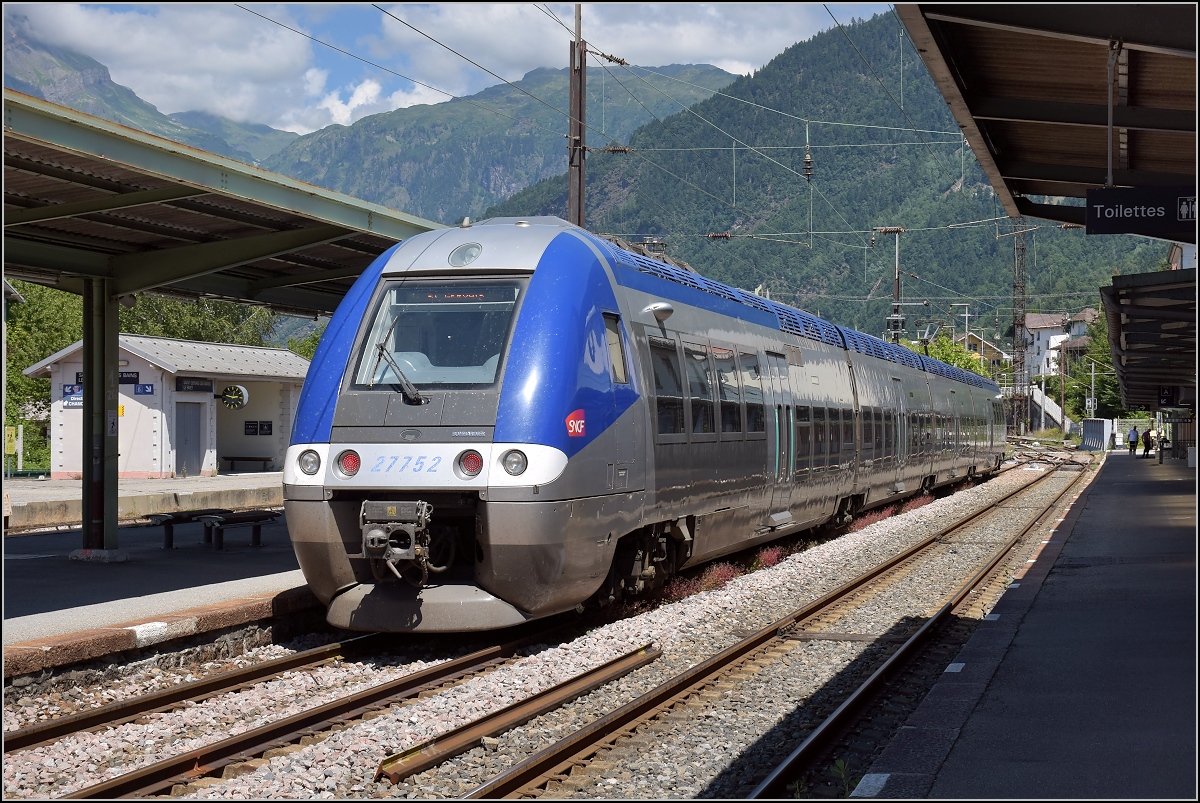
[244,421,259,436]
[74,371,139,384]
[176,377,213,393]
[1086,186,1196,238]
[63,384,83,409]
[134,384,154,396]
[259,421,273,435]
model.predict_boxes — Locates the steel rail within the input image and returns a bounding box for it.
[62,632,549,799]
[749,457,1093,798]
[4,632,389,754]
[464,466,1066,799]
[374,643,660,783]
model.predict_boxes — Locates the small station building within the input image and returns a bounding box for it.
[24,335,309,479]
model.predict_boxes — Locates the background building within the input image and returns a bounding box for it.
[24,335,308,478]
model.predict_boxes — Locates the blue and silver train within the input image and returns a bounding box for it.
[284,217,1005,632]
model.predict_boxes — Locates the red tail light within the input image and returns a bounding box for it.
[458,450,483,476]
[338,450,360,475]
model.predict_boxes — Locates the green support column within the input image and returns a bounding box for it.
[76,277,124,560]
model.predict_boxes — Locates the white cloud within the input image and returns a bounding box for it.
[7,3,888,134]
[13,4,315,126]
[318,78,382,126]
[303,67,328,98]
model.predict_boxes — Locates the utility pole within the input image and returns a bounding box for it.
[567,4,586,228]
[1012,218,1028,435]
[875,227,907,342]
[1059,341,1066,436]
[950,302,971,347]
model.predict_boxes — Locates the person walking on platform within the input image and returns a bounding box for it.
[1141,427,1154,459]
[1128,426,1139,456]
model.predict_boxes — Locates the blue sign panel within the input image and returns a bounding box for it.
[63,384,83,409]
[134,384,154,395]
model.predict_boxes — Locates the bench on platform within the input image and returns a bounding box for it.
[221,456,275,472]
[148,508,232,549]
[196,510,283,550]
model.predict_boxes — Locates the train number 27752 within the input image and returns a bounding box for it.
[370,455,442,473]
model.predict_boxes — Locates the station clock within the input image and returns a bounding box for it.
[219,384,249,410]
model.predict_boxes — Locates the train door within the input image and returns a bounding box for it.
[890,378,907,490]
[765,352,793,523]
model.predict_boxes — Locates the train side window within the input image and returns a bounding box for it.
[649,336,684,437]
[884,412,895,455]
[862,408,874,458]
[829,408,841,463]
[909,412,920,452]
[795,405,811,476]
[684,342,716,435]
[739,352,767,433]
[602,314,628,384]
[712,346,743,434]
[873,409,884,452]
[842,408,855,450]
[812,406,827,469]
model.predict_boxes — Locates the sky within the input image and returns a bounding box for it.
[6,3,892,134]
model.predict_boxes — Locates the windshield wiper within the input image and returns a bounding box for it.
[370,344,427,405]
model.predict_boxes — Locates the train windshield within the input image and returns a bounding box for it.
[352,279,524,389]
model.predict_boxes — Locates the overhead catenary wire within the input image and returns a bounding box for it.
[823,4,953,172]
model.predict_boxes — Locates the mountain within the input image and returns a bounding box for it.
[484,13,1163,341]
[3,20,296,165]
[167,110,299,163]
[262,64,736,223]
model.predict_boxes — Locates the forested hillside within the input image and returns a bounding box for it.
[263,64,735,223]
[486,13,1164,341]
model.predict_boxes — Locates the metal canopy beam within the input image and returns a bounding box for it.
[921,6,1197,58]
[970,97,1195,134]
[111,225,353,296]
[4,186,211,227]
[4,91,440,243]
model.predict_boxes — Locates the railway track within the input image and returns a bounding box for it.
[15,629,563,799]
[355,460,1089,798]
[4,633,388,754]
[5,462,1088,799]
[749,456,1093,797]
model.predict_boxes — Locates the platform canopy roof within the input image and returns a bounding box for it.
[3,90,444,316]
[897,4,1196,241]
[1101,268,1196,410]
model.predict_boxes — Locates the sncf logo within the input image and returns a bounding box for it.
[565,409,586,437]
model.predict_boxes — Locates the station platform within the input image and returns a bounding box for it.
[855,450,1197,799]
[2,471,285,533]
[3,482,315,679]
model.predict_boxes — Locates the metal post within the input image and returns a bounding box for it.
[1040,375,1046,431]
[1060,341,1066,437]
[567,5,586,229]
[78,277,122,558]
[1012,218,1028,435]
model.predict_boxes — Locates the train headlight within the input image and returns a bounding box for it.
[457,450,483,477]
[501,449,528,476]
[298,450,321,475]
[337,450,361,476]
